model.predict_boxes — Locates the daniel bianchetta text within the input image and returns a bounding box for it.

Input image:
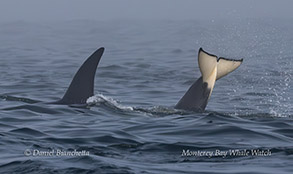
[24,149,90,157]
[181,149,272,158]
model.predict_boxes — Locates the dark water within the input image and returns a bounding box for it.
[0,19,292,174]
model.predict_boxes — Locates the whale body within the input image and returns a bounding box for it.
[175,48,243,111]
[49,46,241,111]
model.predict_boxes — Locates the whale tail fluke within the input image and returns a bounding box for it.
[55,47,105,104]
[198,48,243,81]
[216,57,243,80]
[198,48,218,94]
[175,48,243,111]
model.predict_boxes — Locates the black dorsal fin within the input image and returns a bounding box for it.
[56,47,104,104]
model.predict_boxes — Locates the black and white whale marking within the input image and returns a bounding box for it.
[175,48,243,112]
[51,47,105,105]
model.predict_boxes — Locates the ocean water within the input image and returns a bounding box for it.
[0,19,292,174]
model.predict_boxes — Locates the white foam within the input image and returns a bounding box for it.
[87,94,134,111]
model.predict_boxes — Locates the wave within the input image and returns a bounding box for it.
[86,94,293,118]
[1,104,61,115]
[9,127,47,137]
[87,94,196,116]
[1,93,291,118]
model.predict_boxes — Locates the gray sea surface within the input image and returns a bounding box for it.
[0,19,292,174]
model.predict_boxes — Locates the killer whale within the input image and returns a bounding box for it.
[52,47,105,105]
[175,48,243,112]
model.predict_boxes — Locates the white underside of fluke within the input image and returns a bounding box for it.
[198,48,243,100]
[216,58,243,80]
[198,49,217,99]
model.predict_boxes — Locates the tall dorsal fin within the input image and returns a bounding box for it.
[57,47,105,104]
[216,57,243,80]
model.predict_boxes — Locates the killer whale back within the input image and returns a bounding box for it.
[55,47,105,104]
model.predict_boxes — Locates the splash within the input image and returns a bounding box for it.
[86,94,134,111]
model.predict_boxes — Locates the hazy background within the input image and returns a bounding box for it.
[1,1,293,174]
[0,0,292,22]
